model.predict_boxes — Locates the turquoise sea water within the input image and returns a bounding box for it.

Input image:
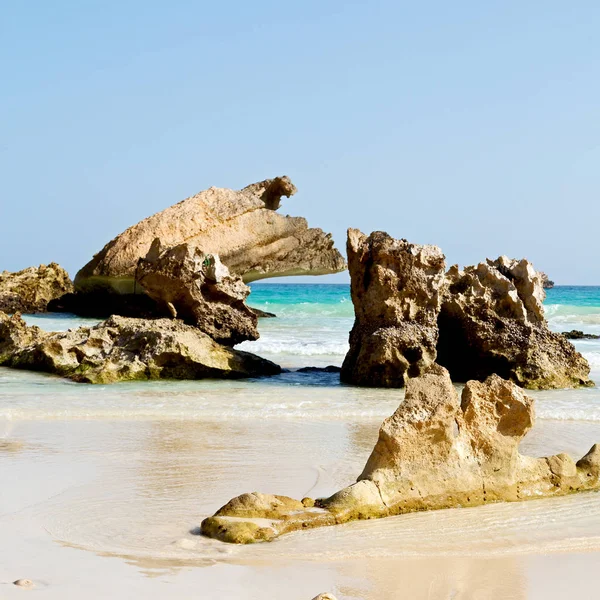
[3,284,599,422]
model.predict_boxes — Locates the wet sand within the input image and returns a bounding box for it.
[2,414,600,599]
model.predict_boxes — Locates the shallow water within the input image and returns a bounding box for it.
[2,285,600,598]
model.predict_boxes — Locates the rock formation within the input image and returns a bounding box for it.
[200,366,600,544]
[563,330,600,340]
[0,263,73,313]
[540,272,555,289]
[136,240,258,346]
[74,177,346,300]
[340,229,446,387]
[0,313,280,384]
[340,228,590,390]
[437,257,591,389]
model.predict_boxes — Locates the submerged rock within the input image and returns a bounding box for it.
[250,307,276,318]
[562,330,600,340]
[340,229,446,387]
[136,240,258,346]
[437,257,591,389]
[0,313,280,383]
[74,177,346,300]
[200,366,600,544]
[296,365,341,373]
[0,263,73,313]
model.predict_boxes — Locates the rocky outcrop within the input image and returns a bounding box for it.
[74,177,346,300]
[437,257,591,389]
[540,272,555,289]
[563,330,600,340]
[200,366,600,544]
[0,263,73,313]
[0,313,280,383]
[136,240,257,346]
[340,229,446,387]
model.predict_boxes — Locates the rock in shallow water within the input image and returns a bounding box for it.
[200,366,600,543]
[0,263,73,313]
[341,229,591,390]
[437,257,591,389]
[340,229,446,387]
[0,313,280,383]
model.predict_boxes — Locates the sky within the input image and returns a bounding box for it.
[1,1,599,284]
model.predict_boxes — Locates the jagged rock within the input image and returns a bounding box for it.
[200,366,600,544]
[0,263,73,313]
[74,177,346,301]
[340,229,446,387]
[136,240,257,346]
[437,257,591,389]
[563,330,600,340]
[0,313,280,383]
[540,272,555,289]
[311,595,338,600]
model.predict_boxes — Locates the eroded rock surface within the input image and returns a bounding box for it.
[0,313,280,383]
[0,263,73,313]
[200,366,600,544]
[74,176,346,298]
[437,257,591,389]
[340,229,446,387]
[136,240,257,346]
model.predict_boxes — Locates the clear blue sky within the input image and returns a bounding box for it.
[1,1,599,284]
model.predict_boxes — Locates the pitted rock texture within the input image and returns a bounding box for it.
[0,263,73,313]
[437,257,591,389]
[340,229,446,387]
[0,313,280,384]
[200,366,600,544]
[74,176,346,297]
[136,240,258,346]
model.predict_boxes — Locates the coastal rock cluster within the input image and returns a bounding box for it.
[200,365,600,544]
[0,263,73,313]
[342,229,591,390]
[0,312,279,383]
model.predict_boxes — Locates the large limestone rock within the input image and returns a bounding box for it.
[136,240,258,346]
[0,313,280,384]
[200,366,600,544]
[437,257,592,389]
[340,229,446,387]
[74,176,346,297]
[0,263,73,313]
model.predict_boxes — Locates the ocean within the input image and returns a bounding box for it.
[1,284,600,599]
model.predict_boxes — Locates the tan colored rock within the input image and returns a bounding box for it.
[311,595,338,600]
[437,257,591,389]
[136,240,258,346]
[200,366,600,543]
[0,313,280,383]
[340,229,446,387]
[74,176,346,296]
[13,579,34,589]
[0,263,73,313]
